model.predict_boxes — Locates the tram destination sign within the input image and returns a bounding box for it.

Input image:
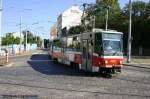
[103,33,121,40]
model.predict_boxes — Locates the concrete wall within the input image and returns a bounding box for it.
[1,44,37,55]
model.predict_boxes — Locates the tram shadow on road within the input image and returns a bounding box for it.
[28,54,112,78]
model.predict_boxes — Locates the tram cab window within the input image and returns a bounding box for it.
[103,33,122,51]
[103,41,113,50]
[103,40,121,52]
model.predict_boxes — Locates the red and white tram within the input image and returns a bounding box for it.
[50,29,124,73]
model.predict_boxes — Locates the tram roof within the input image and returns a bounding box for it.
[62,29,123,38]
[101,30,123,34]
[81,30,123,35]
[92,28,123,34]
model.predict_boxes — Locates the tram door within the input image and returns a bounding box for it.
[82,40,92,71]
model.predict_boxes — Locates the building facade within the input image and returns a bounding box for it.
[57,5,83,38]
[50,24,57,40]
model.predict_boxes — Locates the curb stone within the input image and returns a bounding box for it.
[5,62,14,67]
[0,62,13,68]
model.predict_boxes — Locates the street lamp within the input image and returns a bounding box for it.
[19,15,22,53]
[24,26,28,51]
[127,0,132,63]
[0,0,2,53]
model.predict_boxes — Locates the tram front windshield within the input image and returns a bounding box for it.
[102,33,122,55]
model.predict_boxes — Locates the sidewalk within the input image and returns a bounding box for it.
[1,49,43,67]
[0,57,7,66]
[124,56,150,69]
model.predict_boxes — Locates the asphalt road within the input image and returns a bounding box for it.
[0,50,150,99]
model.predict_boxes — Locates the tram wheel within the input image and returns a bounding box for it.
[116,68,121,73]
[112,68,115,74]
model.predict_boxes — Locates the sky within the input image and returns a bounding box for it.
[1,0,149,39]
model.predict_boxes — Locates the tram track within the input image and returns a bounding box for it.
[0,72,150,94]
[2,68,150,90]
[2,65,149,92]
[0,79,149,98]
[0,71,149,98]
[1,52,150,98]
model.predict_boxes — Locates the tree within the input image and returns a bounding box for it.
[84,0,121,29]
[14,37,20,44]
[96,0,119,10]
[36,36,42,47]
[2,31,42,46]
[2,34,21,45]
[53,39,62,47]
[82,0,150,54]
[122,1,150,48]
[22,30,42,45]
[2,34,15,45]
[145,1,150,18]
[68,25,85,35]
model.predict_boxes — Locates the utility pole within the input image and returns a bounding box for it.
[19,9,32,52]
[25,28,27,51]
[105,6,111,31]
[105,9,108,30]
[93,15,95,29]
[19,16,22,53]
[82,3,86,31]
[0,0,2,53]
[127,0,132,63]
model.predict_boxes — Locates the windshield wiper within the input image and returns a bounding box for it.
[113,51,118,56]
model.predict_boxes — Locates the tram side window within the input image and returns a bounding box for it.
[72,40,81,52]
[74,42,80,51]
[83,46,86,58]
[94,33,102,53]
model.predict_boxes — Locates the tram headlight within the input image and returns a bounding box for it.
[105,60,108,64]
[120,61,123,64]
